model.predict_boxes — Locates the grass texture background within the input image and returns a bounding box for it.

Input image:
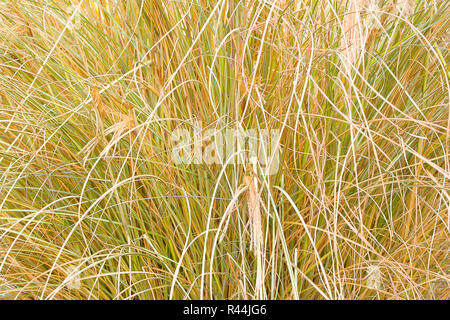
[0,0,449,299]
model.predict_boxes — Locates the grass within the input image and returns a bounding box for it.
[0,0,449,299]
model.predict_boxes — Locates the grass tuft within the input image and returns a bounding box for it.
[0,0,449,299]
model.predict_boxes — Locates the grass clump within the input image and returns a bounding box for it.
[0,0,448,299]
